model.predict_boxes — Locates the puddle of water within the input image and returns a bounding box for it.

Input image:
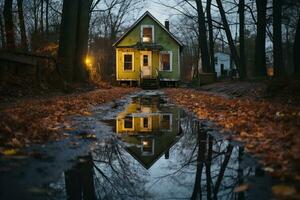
[47,91,272,200]
[0,91,273,200]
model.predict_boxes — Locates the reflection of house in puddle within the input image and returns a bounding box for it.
[116,95,182,169]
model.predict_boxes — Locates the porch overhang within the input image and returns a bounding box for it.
[115,42,163,51]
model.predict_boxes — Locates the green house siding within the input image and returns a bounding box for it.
[115,13,181,81]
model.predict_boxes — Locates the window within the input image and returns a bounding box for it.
[143,117,149,128]
[160,114,172,131]
[141,138,154,156]
[123,53,134,71]
[124,116,133,129]
[160,51,172,71]
[141,25,154,43]
[143,55,148,66]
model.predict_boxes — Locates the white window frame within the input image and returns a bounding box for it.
[141,25,154,43]
[159,51,173,71]
[140,116,152,131]
[122,115,134,131]
[122,52,134,71]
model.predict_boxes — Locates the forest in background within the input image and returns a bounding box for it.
[0,0,299,90]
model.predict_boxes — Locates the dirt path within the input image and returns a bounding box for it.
[0,87,138,152]
[164,87,300,182]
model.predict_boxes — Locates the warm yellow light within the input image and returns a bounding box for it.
[85,56,93,67]
[142,141,149,146]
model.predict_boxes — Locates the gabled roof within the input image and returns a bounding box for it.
[113,11,183,47]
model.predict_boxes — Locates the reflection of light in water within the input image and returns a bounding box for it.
[142,141,149,146]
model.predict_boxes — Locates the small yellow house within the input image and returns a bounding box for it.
[113,11,183,88]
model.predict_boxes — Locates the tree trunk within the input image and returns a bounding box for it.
[191,122,206,200]
[34,0,38,32]
[195,0,211,73]
[3,0,15,50]
[273,0,285,77]
[0,12,5,48]
[255,0,267,77]
[73,0,92,82]
[45,0,49,39]
[40,0,44,33]
[57,0,92,83]
[213,145,233,196]
[57,0,80,83]
[207,0,215,73]
[65,155,97,200]
[17,0,28,51]
[215,0,241,76]
[239,0,247,79]
[294,15,300,75]
[205,135,213,199]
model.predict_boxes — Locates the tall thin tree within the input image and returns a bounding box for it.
[294,15,300,75]
[45,0,49,39]
[17,0,28,51]
[195,0,211,73]
[40,0,44,32]
[215,0,241,77]
[3,0,15,49]
[254,0,267,77]
[0,12,5,48]
[239,0,247,79]
[273,0,285,77]
[207,0,215,73]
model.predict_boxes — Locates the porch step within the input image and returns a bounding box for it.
[141,78,159,90]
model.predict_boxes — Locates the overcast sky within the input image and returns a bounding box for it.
[141,0,178,23]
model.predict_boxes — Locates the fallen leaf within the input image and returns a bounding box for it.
[234,184,249,193]
[272,185,296,197]
[1,149,18,156]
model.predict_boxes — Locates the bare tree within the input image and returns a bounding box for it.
[215,0,242,78]
[294,15,300,75]
[254,0,267,77]
[57,0,92,83]
[207,0,215,74]
[195,0,211,73]
[57,0,80,83]
[17,0,28,51]
[0,11,5,48]
[239,0,247,79]
[3,0,15,49]
[273,0,285,77]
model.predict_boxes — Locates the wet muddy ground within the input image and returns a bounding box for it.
[0,91,274,200]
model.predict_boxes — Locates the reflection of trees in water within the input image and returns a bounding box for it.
[57,115,255,199]
[156,116,254,200]
[92,136,148,199]
[65,155,97,200]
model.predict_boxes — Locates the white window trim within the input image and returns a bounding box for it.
[159,51,173,72]
[122,116,134,131]
[122,52,134,71]
[140,116,152,130]
[141,25,154,43]
[140,51,152,68]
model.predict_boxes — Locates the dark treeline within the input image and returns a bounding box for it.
[0,0,143,86]
[165,0,300,80]
[0,0,299,87]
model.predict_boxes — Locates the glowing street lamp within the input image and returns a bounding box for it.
[85,55,93,68]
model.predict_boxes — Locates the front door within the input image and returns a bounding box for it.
[141,51,152,77]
